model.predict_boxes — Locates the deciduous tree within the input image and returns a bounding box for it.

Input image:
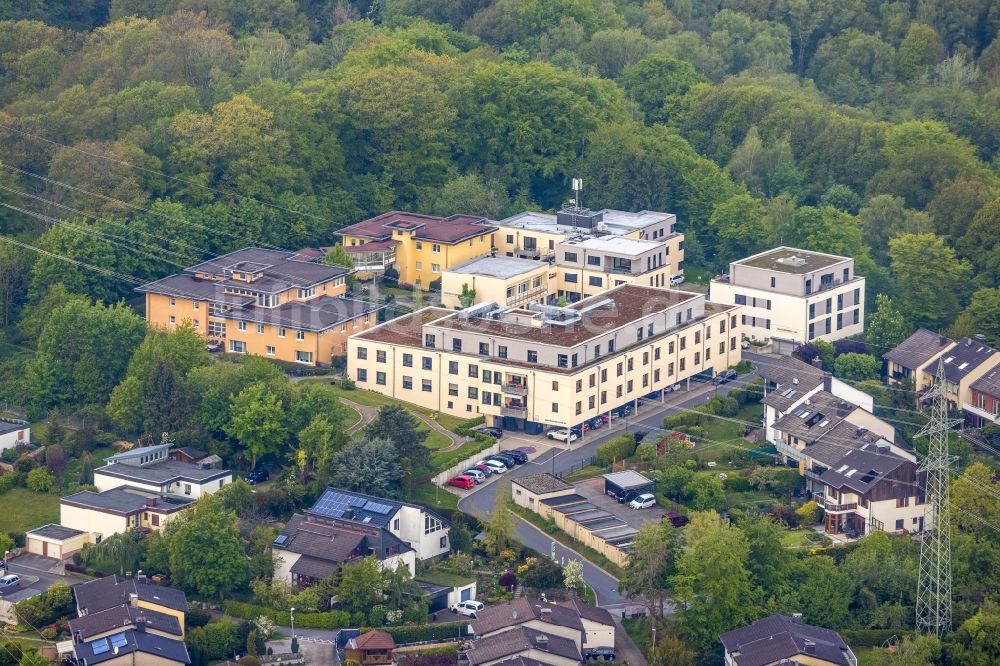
[889,233,972,330]
[225,382,289,470]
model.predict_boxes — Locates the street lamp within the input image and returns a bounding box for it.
[290,607,295,640]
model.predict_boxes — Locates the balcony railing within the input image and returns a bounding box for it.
[813,492,857,513]
[501,406,527,418]
[775,440,804,461]
[962,402,1000,424]
[502,383,528,396]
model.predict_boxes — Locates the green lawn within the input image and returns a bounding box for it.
[561,465,606,483]
[0,489,60,534]
[700,403,763,445]
[325,385,466,431]
[781,530,814,548]
[405,481,459,510]
[416,568,476,588]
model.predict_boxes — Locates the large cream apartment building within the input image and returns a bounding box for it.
[709,247,865,353]
[347,284,741,434]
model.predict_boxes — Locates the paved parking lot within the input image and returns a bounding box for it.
[574,477,664,530]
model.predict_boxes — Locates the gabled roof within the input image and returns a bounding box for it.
[937,337,999,384]
[471,598,584,637]
[350,630,396,651]
[972,367,1000,398]
[75,576,188,615]
[70,604,182,640]
[720,614,854,666]
[73,628,190,665]
[274,514,412,566]
[465,627,581,666]
[338,211,496,244]
[307,487,448,530]
[800,420,891,468]
[771,391,857,446]
[817,444,914,495]
[883,328,952,370]
[760,356,827,412]
[558,597,614,627]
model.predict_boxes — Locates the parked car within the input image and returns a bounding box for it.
[473,463,495,477]
[205,341,223,353]
[589,416,604,430]
[669,274,685,286]
[244,469,270,484]
[451,600,484,618]
[662,511,690,527]
[585,647,616,661]
[480,427,503,438]
[664,383,682,393]
[488,454,518,468]
[479,459,507,474]
[502,449,528,464]
[448,475,476,490]
[463,469,486,483]
[717,369,738,384]
[547,429,579,443]
[629,493,657,510]
[0,575,19,588]
[741,339,751,349]
[611,489,639,504]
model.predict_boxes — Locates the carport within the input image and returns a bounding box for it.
[602,470,654,499]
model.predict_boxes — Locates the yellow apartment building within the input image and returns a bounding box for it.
[440,256,553,309]
[347,284,742,434]
[138,248,383,366]
[337,211,496,288]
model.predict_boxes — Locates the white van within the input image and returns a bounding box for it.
[669,274,685,287]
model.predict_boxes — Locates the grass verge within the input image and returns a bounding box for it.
[0,488,60,534]
[431,439,495,471]
[326,385,466,431]
[405,481,459,510]
[509,503,625,578]
[561,464,606,483]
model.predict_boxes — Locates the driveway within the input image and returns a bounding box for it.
[574,478,663,531]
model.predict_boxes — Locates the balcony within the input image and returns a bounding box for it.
[501,405,527,418]
[962,402,1000,425]
[813,492,858,513]
[502,383,528,397]
[775,439,804,461]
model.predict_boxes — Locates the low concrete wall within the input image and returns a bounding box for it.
[432,443,501,485]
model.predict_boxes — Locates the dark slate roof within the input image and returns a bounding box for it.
[471,598,584,637]
[73,629,190,665]
[883,328,952,370]
[465,627,581,666]
[135,274,255,304]
[938,338,999,384]
[274,514,411,564]
[220,296,383,332]
[817,444,912,495]
[972,367,1000,398]
[307,487,449,530]
[173,447,208,460]
[61,488,195,515]
[759,356,827,412]
[720,615,854,666]
[771,392,857,446]
[70,604,182,640]
[289,556,341,581]
[338,211,496,244]
[26,524,86,540]
[0,418,28,437]
[75,576,188,615]
[512,474,573,496]
[800,420,892,468]
[558,597,614,627]
[97,460,232,485]
[185,247,349,287]
[540,494,587,507]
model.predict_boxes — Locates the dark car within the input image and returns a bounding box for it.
[244,469,270,484]
[481,427,503,438]
[631,430,647,442]
[473,463,494,477]
[585,648,616,661]
[662,511,690,528]
[502,449,528,464]
[613,489,640,504]
[717,369,738,384]
[488,454,519,467]
[589,416,604,430]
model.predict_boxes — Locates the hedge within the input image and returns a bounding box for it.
[595,434,636,466]
[223,601,350,629]
[361,622,469,645]
[450,416,485,437]
[841,629,902,647]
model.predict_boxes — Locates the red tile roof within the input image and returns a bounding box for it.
[338,211,496,244]
[352,631,396,650]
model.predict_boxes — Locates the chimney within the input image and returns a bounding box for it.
[74,631,83,644]
[792,613,802,623]
[137,570,146,583]
[129,593,138,607]
[135,618,146,633]
[540,608,553,621]
[144,497,157,507]
[804,640,816,655]
[975,334,986,342]
[940,336,948,345]
[535,635,548,646]
[792,377,799,385]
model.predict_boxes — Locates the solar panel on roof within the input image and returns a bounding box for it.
[91,640,110,655]
[109,633,128,649]
[349,497,367,508]
[363,501,393,515]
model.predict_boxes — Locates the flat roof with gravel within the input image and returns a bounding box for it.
[448,256,544,279]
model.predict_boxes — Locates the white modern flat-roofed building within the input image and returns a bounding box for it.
[709,247,865,353]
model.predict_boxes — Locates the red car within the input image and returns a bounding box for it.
[448,475,476,489]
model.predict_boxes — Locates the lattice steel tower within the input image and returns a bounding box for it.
[915,358,957,637]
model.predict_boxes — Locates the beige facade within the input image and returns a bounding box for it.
[710,247,865,347]
[347,286,742,432]
[511,475,576,512]
[25,526,91,560]
[441,257,552,310]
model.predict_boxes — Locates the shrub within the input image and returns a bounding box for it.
[734,360,753,374]
[719,397,740,417]
[26,467,54,492]
[363,622,469,645]
[222,601,351,629]
[499,571,517,592]
[795,500,821,526]
[340,377,356,390]
[452,416,485,437]
[595,434,636,465]
[186,608,212,629]
[0,472,23,494]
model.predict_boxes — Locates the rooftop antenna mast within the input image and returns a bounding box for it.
[571,178,583,209]
[915,358,958,638]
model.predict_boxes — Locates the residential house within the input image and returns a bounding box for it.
[70,605,183,643]
[272,513,414,588]
[166,447,209,465]
[759,355,877,454]
[348,284,742,432]
[512,474,576,513]
[967,367,1000,427]
[493,207,684,301]
[0,418,28,451]
[471,598,586,650]
[921,337,1000,411]
[74,575,188,634]
[60,487,195,540]
[557,598,615,650]
[94,444,232,499]
[138,247,382,365]
[883,328,953,385]
[337,211,496,288]
[463,627,582,666]
[304,487,449,561]
[709,247,865,353]
[441,256,552,310]
[71,628,190,666]
[721,614,857,666]
[344,631,395,666]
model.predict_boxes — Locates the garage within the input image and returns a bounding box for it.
[25,524,89,561]
[602,470,655,502]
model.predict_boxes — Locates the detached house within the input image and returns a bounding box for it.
[94,444,232,499]
[968,367,1000,427]
[883,328,953,385]
[721,614,856,666]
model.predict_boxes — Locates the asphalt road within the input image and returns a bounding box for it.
[456,361,764,610]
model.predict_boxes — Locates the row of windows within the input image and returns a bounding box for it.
[808,309,861,339]
[414,242,443,253]
[808,289,862,319]
[229,340,312,363]
[414,262,441,272]
[734,294,771,309]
